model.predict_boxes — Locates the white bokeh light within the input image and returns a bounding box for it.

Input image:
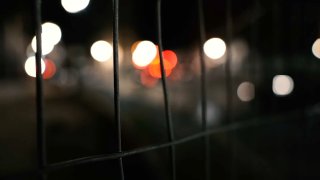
[272,75,294,96]
[203,37,226,59]
[237,81,255,102]
[31,22,62,55]
[31,36,55,55]
[312,38,320,59]
[132,41,157,68]
[24,56,46,78]
[42,22,62,45]
[61,0,90,13]
[90,40,113,62]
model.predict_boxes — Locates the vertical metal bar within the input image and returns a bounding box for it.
[112,0,125,179]
[35,0,46,179]
[156,1,176,180]
[197,0,211,180]
[226,0,236,180]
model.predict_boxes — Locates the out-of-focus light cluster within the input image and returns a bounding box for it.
[61,0,90,13]
[31,22,62,55]
[203,37,226,60]
[131,40,178,87]
[24,56,46,78]
[272,75,294,96]
[25,22,61,79]
[21,18,299,101]
[90,40,113,62]
[24,57,57,79]
[147,50,178,78]
[132,41,158,68]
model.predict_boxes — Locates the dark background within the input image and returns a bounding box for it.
[1,0,320,179]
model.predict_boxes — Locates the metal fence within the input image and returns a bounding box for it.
[2,0,320,179]
[31,0,228,179]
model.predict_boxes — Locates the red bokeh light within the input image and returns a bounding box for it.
[133,45,179,84]
[147,50,178,79]
[162,50,178,69]
[43,59,56,79]
[148,57,173,79]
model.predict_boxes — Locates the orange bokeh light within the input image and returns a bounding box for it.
[147,50,178,79]
[148,61,172,78]
[140,71,158,88]
[43,59,56,79]
[132,43,178,80]
[162,50,177,69]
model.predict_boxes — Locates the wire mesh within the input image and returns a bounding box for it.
[2,0,316,179]
[30,0,214,179]
[31,0,215,179]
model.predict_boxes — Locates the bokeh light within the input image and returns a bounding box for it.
[131,41,178,80]
[162,50,178,69]
[140,71,158,88]
[132,41,157,68]
[312,38,320,59]
[31,37,54,55]
[61,0,90,13]
[147,50,178,79]
[24,56,46,78]
[42,22,62,45]
[31,22,62,55]
[148,63,172,79]
[237,81,255,102]
[43,59,57,79]
[203,37,226,59]
[90,40,113,62]
[272,75,294,96]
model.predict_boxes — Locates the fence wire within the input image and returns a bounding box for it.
[35,0,47,179]
[31,0,214,179]
[2,106,313,179]
[9,0,303,180]
[196,0,211,180]
[1,0,319,179]
[112,0,125,179]
[156,0,177,180]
